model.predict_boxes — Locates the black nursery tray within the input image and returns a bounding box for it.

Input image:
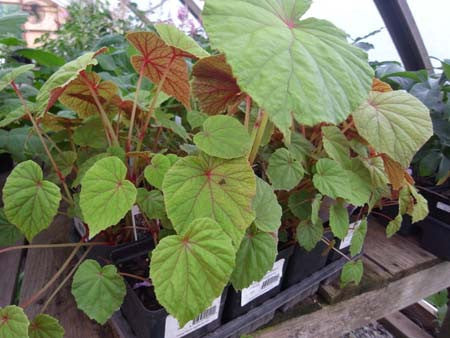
[110,257,348,338]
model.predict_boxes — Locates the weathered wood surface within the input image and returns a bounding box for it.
[0,239,23,307]
[18,214,116,337]
[380,311,433,338]
[253,261,450,338]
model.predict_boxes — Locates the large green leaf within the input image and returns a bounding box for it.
[329,201,349,240]
[144,154,172,190]
[252,177,282,232]
[80,157,137,238]
[230,230,277,290]
[162,154,256,246]
[0,64,34,91]
[322,126,350,165]
[0,106,26,128]
[73,117,108,149]
[0,305,29,337]
[350,219,367,257]
[150,218,235,326]
[71,153,109,188]
[312,159,350,200]
[136,188,165,220]
[72,260,126,324]
[0,209,22,246]
[343,158,373,206]
[155,23,210,58]
[202,0,373,137]
[193,115,251,159]
[362,157,389,188]
[341,259,363,286]
[353,91,432,167]
[3,161,61,241]
[267,148,304,191]
[288,190,314,220]
[296,220,323,251]
[29,314,64,338]
[16,49,65,68]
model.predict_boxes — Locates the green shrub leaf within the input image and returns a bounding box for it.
[3,160,61,241]
[230,230,277,290]
[150,218,235,326]
[322,126,350,166]
[136,188,165,220]
[296,220,323,251]
[386,215,402,238]
[344,158,373,206]
[341,259,363,286]
[0,305,29,337]
[72,260,126,324]
[252,177,282,232]
[162,154,256,247]
[288,190,314,220]
[267,148,304,191]
[353,91,432,167]
[329,201,349,240]
[80,157,137,238]
[203,0,373,137]
[287,132,314,163]
[73,117,108,149]
[350,219,367,257]
[193,115,251,159]
[71,153,109,188]
[312,159,350,200]
[0,208,22,246]
[187,110,208,129]
[29,314,64,338]
[0,64,34,91]
[408,185,428,223]
[144,154,172,190]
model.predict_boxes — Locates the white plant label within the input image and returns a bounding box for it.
[339,220,362,249]
[437,202,450,213]
[240,258,285,306]
[164,296,221,338]
[73,217,86,237]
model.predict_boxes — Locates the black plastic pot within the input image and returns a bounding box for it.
[111,237,228,338]
[0,153,13,174]
[282,231,333,289]
[222,246,294,322]
[420,216,450,260]
[419,186,450,224]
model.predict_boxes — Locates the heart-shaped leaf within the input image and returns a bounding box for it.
[0,64,34,91]
[312,159,351,200]
[192,54,244,115]
[230,230,277,290]
[162,154,256,246]
[72,260,126,324]
[252,177,282,232]
[80,156,137,238]
[144,154,172,190]
[0,208,22,246]
[71,153,109,188]
[0,305,29,337]
[127,32,191,109]
[353,91,432,167]
[267,148,304,191]
[29,314,64,338]
[329,201,349,240]
[341,259,363,286]
[155,23,209,59]
[288,190,314,220]
[150,218,235,326]
[193,115,251,159]
[3,160,61,241]
[322,126,350,166]
[296,220,323,251]
[203,0,373,137]
[136,188,165,219]
[343,158,372,206]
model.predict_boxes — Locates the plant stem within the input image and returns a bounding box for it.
[127,70,144,152]
[11,81,74,205]
[342,120,355,134]
[321,237,351,261]
[119,272,151,283]
[0,242,111,255]
[40,246,93,314]
[21,243,82,309]
[244,96,251,129]
[248,110,269,164]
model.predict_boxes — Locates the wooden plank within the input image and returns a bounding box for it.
[252,261,450,338]
[0,240,23,307]
[19,214,115,337]
[373,0,433,71]
[380,311,433,338]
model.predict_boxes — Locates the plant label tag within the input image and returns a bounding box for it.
[240,258,285,306]
[437,202,450,213]
[164,295,221,338]
[73,217,86,237]
[339,220,362,249]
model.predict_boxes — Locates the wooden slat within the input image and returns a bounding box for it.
[253,261,450,338]
[19,214,115,337]
[0,240,23,307]
[380,311,433,338]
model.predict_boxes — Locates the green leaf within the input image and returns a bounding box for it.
[150,218,235,326]
[0,64,34,91]
[230,230,277,290]
[0,305,29,337]
[311,193,322,225]
[162,154,256,247]
[144,154,172,190]
[73,117,108,149]
[350,219,367,257]
[72,260,126,324]
[193,115,251,159]
[15,48,65,67]
[386,214,402,238]
[312,159,350,200]
[296,220,323,251]
[0,106,26,128]
[0,208,22,246]
[136,188,165,220]
[203,0,373,136]
[322,126,350,165]
[252,177,282,232]
[287,132,314,163]
[341,259,363,286]
[154,111,189,140]
[288,190,313,220]
[54,151,77,178]
[187,110,208,129]
[362,157,389,188]
[329,201,349,240]
[344,158,372,206]
[408,185,428,223]
[3,161,61,241]
[71,153,109,188]
[29,314,64,338]
[155,23,210,58]
[80,157,137,238]
[353,91,432,167]
[267,148,304,190]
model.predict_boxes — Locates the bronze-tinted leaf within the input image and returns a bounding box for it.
[372,78,392,93]
[381,154,405,191]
